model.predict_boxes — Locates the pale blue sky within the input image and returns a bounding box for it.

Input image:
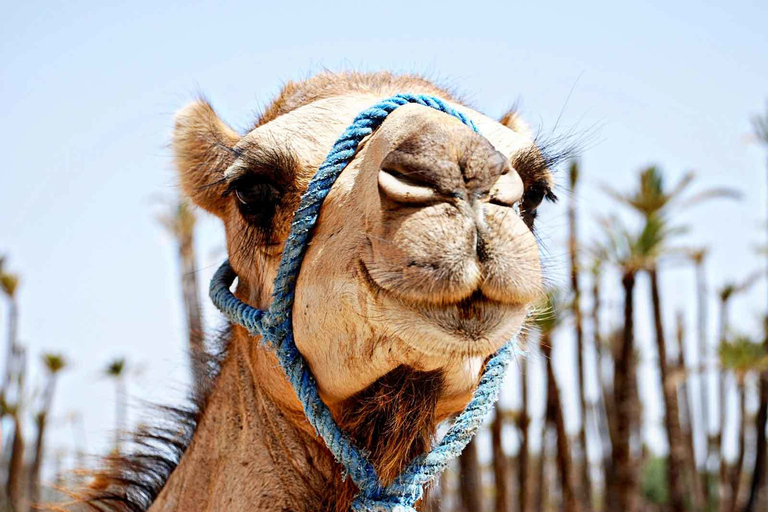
[1,0,766,477]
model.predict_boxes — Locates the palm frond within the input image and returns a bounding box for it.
[0,272,19,298]
[42,353,67,374]
[105,358,126,378]
[568,160,580,190]
[677,187,741,210]
[719,335,768,375]
[605,165,740,222]
[666,170,696,203]
[752,103,768,144]
[157,198,197,240]
[718,269,765,301]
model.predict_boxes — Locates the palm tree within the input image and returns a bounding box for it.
[516,332,530,512]
[606,166,739,511]
[689,247,714,502]
[567,161,592,510]
[458,436,482,512]
[29,353,67,507]
[1,264,20,400]
[590,255,617,510]
[746,103,768,512]
[1,261,26,512]
[599,215,666,512]
[67,410,88,487]
[4,401,25,511]
[674,311,705,510]
[715,274,762,511]
[533,292,580,512]
[105,358,127,452]
[422,486,440,512]
[491,402,510,512]
[719,335,768,512]
[648,245,688,512]
[534,437,549,512]
[603,166,738,219]
[158,198,206,398]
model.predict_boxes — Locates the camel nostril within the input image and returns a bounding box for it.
[378,168,439,205]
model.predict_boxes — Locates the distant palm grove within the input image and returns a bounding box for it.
[1,104,767,512]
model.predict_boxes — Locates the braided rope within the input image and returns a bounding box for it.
[209,94,518,511]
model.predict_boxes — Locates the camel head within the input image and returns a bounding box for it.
[173,73,553,413]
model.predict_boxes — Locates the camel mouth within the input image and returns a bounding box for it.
[356,259,525,344]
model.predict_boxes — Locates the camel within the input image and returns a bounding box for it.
[77,72,558,512]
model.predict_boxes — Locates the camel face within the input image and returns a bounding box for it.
[174,84,549,404]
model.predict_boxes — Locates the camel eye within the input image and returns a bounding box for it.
[229,175,281,219]
[522,184,552,215]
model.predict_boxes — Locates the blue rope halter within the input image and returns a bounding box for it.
[209,94,519,511]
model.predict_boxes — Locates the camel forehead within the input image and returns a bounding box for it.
[236,94,534,171]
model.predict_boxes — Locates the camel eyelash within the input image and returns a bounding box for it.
[512,130,579,201]
[218,144,301,199]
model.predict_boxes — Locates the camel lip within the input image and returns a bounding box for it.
[356,258,526,348]
[356,258,516,313]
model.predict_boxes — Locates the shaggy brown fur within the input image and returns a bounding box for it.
[324,367,444,510]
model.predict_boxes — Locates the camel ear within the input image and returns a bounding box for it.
[173,100,241,216]
[499,110,533,139]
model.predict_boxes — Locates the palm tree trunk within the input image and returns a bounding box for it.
[591,267,617,512]
[114,375,126,453]
[7,415,25,511]
[744,317,768,512]
[719,380,729,512]
[69,412,87,487]
[459,436,482,512]
[648,267,686,511]
[745,373,767,511]
[695,256,713,506]
[178,227,206,398]
[29,375,58,507]
[425,465,451,512]
[614,271,639,512]
[568,164,591,511]
[29,412,46,507]
[537,354,550,512]
[729,377,746,512]
[596,376,617,512]
[535,427,547,512]
[2,298,18,394]
[718,296,731,512]
[440,466,450,511]
[518,356,530,512]
[1,297,18,454]
[422,483,440,512]
[492,404,510,512]
[542,332,580,512]
[745,120,768,512]
[675,311,705,510]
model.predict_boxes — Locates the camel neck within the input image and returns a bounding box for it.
[149,326,349,511]
[149,325,445,511]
